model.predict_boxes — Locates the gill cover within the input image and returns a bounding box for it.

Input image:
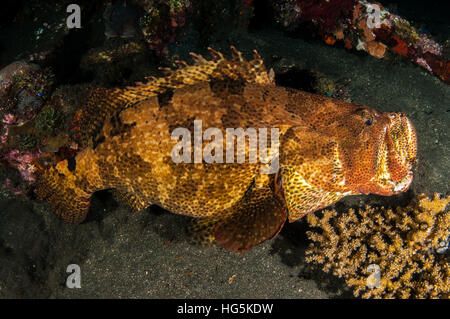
[279,126,349,222]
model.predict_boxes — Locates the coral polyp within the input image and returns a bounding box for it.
[306,194,450,299]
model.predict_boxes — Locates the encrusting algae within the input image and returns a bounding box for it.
[306,194,450,299]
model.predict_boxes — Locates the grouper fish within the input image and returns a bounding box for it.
[36,47,417,252]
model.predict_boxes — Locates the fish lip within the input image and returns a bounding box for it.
[373,114,415,195]
[391,169,413,193]
[361,168,413,196]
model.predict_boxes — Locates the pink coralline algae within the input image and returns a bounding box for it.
[271,0,449,84]
[2,178,23,196]
[2,149,40,183]
[414,34,442,56]
[0,60,53,193]
[416,57,432,72]
[2,113,17,125]
[0,60,53,148]
[1,113,17,144]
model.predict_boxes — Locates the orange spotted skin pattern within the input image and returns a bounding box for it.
[36,47,417,252]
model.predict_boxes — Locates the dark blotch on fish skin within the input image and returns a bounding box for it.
[68,157,76,172]
[93,135,105,149]
[157,88,174,108]
[209,77,246,98]
[109,113,136,137]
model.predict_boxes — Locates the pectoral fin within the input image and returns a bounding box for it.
[280,127,348,221]
[189,185,287,253]
[281,166,344,222]
[111,189,150,212]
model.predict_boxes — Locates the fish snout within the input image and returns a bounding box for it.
[387,111,417,167]
[376,111,417,194]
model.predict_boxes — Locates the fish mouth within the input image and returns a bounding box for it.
[392,170,413,192]
[380,168,414,194]
[374,112,417,195]
[372,147,414,195]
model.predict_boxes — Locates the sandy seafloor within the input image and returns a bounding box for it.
[0,1,449,298]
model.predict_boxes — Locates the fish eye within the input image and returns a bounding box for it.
[365,119,372,125]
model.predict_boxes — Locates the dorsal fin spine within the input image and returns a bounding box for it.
[77,47,273,146]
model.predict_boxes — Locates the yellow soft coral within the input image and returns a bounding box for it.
[306,194,450,299]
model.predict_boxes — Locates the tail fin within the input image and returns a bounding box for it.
[35,163,92,223]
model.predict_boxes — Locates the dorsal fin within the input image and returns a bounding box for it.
[76,47,274,147]
[126,46,273,94]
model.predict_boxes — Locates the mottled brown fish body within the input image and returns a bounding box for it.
[36,48,417,252]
